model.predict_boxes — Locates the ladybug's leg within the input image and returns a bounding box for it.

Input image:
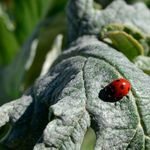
[114,102,117,106]
[101,85,105,89]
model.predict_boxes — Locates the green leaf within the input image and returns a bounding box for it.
[134,55,150,75]
[101,31,144,61]
[13,0,51,44]
[100,23,145,40]
[100,23,149,61]
[145,36,150,56]
[81,127,96,150]
[47,0,67,16]
[100,23,150,56]
[0,19,19,65]
[0,0,67,102]
[23,13,67,89]
[0,5,19,65]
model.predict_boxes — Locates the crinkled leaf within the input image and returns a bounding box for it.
[54,36,150,149]
[0,37,150,149]
[67,0,150,42]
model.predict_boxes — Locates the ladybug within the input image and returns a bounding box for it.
[99,78,131,102]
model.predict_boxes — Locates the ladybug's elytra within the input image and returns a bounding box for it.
[99,78,131,102]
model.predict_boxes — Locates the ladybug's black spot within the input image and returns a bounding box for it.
[120,85,124,90]
[116,79,120,82]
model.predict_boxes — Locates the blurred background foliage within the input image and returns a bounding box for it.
[0,0,67,104]
[0,0,150,104]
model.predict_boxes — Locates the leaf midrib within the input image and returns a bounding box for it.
[53,49,150,148]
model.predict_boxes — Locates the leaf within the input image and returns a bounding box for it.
[100,23,150,57]
[68,0,150,42]
[134,55,150,75]
[0,5,19,65]
[1,0,150,149]
[33,37,150,149]
[23,13,67,89]
[48,0,67,15]
[81,127,96,150]
[101,31,144,61]
[0,37,150,149]
[13,0,52,44]
[100,23,145,40]
[40,34,63,77]
[145,36,150,56]
[0,1,67,101]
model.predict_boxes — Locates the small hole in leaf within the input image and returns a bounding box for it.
[94,0,113,8]
[48,109,56,122]
[93,0,102,10]
[81,127,96,150]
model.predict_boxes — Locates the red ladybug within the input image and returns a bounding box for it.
[99,78,131,102]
